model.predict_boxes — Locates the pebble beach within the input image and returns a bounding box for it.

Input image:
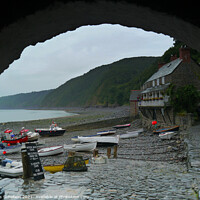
[0,106,199,199]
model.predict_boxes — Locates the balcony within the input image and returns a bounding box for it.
[139,96,169,107]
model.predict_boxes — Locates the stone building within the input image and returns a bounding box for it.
[129,90,141,117]
[138,46,200,127]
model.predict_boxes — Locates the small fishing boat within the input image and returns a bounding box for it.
[119,128,144,139]
[43,159,89,173]
[96,130,116,136]
[113,123,131,129]
[20,128,39,141]
[92,156,108,164]
[35,122,65,137]
[71,134,100,142]
[64,142,97,152]
[2,135,28,144]
[153,126,179,134]
[159,131,177,140]
[0,144,21,155]
[0,159,23,177]
[38,145,64,157]
[78,135,120,146]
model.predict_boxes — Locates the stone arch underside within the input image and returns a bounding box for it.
[0,0,200,75]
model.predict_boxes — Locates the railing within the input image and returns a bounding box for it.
[139,100,165,107]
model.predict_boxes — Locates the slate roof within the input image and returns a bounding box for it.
[145,58,182,83]
[130,90,141,101]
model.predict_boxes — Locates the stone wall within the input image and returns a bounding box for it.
[130,101,139,117]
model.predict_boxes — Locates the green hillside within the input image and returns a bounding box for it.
[0,90,52,109]
[41,57,158,107]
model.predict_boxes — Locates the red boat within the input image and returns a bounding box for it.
[2,135,28,144]
[113,123,131,129]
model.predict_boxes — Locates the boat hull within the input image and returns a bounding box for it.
[38,145,64,157]
[153,126,179,134]
[78,136,119,146]
[44,159,89,173]
[113,124,131,129]
[0,145,21,155]
[64,142,97,152]
[159,131,177,139]
[35,129,65,137]
[2,136,28,144]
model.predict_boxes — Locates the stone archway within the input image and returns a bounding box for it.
[0,0,200,74]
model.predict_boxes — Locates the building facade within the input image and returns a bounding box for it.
[138,46,200,126]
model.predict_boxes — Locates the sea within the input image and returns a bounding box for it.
[0,109,76,123]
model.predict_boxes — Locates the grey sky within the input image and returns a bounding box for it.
[0,24,173,97]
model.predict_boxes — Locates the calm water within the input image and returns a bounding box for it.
[0,109,76,123]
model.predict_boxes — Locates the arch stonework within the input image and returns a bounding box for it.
[0,0,200,74]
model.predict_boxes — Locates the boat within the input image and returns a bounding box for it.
[20,127,39,141]
[113,123,131,129]
[159,131,177,140]
[96,130,116,136]
[0,144,21,155]
[35,122,65,137]
[38,145,64,157]
[43,159,89,173]
[71,134,100,142]
[77,135,120,146]
[153,126,179,134]
[92,156,108,164]
[0,159,23,177]
[64,142,97,152]
[2,135,28,144]
[119,128,144,139]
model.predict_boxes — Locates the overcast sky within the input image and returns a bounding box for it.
[0,24,173,97]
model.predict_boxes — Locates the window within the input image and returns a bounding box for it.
[152,80,155,87]
[157,78,159,86]
[162,77,165,84]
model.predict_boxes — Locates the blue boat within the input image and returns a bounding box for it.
[153,126,179,134]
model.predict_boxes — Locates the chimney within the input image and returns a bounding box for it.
[170,54,177,61]
[158,62,165,70]
[179,45,190,62]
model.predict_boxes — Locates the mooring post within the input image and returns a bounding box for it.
[93,149,98,157]
[113,145,118,158]
[107,147,111,158]
[21,143,32,179]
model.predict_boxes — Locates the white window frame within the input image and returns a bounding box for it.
[157,78,159,86]
[162,77,165,84]
[152,80,155,87]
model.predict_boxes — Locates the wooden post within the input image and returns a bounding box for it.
[113,145,118,158]
[93,149,98,157]
[21,144,32,179]
[107,147,111,158]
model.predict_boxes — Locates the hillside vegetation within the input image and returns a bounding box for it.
[40,57,158,107]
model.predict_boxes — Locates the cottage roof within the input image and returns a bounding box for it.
[129,90,141,101]
[146,58,182,83]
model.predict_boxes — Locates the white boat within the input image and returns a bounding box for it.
[0,159,23,177]
[92,156,108,164]
[96,130,116,136]
[38,145,64,157]
[64,142,97,152]
[0,144,22,155]
[27,132,39,141]
[71,134,100,142]
[78,135,120,146]
[159,131,177,140]
[120,128,144,139]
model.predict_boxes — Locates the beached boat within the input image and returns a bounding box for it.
[113,123,131,129]
[20,128,39,141]
[119,128,144,139]
[78,135,120,146]
[71,134,100,142]
[43,159,89,173]
[92,156,108,164]
[159,131,177,140]
[0,144,21,155]
[96,130,116,136]
[2,135,28,144]
[64,142,97,152]
[0,159,23,177]
[35,122,65,137]
[153,126,179,134]
[38,145,64,157]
